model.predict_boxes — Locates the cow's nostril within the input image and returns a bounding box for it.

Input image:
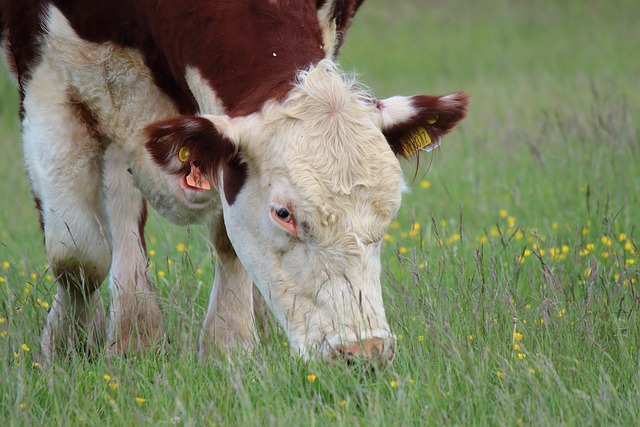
[333,337,393,364]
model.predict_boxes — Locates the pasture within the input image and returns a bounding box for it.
[1,0,639,425]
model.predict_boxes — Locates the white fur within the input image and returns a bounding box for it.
[375,95,419,130]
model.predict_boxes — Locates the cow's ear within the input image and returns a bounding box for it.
[145,115,237,190]
[377,92,469,157]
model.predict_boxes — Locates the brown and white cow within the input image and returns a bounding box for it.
[1,0,468,365]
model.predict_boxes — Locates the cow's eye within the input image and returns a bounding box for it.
[274,206,291,221]
[270,204,297,236]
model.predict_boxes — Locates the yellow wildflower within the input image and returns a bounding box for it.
[389,380,399,388]
[399,247,407,254]
[420,180,431,189]
[513,332,523,341]
[417,335,424,342]
[2,261,9,269]
[517,353,526,360]
[499,209,508,218]
[508,216,516,227]
[307,374,317,383]
[447,234,460,244]
[149,249,156,257]
[136,397,146,404]
[22,343,29,352]
[338,400,347,407]
[176,243,186,252]
[496,371,505,378]
[104,374,112,382]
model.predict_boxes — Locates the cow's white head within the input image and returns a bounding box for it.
[146,60,468,362]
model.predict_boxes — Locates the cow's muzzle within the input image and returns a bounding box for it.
[332,337,395,365]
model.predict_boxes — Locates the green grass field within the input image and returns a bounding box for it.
[2,1,640,425]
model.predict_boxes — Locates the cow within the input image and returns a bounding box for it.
[1,0,468,366]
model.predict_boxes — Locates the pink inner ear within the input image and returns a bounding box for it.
[181,163,211,191]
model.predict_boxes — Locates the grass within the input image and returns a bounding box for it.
[1,0,640,425]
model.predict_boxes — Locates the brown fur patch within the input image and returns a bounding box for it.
[223,157,248,206]
[46,1,325,115]
[138,200,148,253]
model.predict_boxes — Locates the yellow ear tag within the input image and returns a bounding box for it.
[402,126,432,156]
[426,115,438,125]
[178,147,190,163]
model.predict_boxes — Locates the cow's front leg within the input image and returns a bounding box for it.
[199,215,257,358]
[104,144,165,357]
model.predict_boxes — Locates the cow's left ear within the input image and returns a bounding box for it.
[376,92,469,157]
[145,115,237,191]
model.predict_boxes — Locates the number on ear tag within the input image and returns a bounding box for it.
[401,126,437,155]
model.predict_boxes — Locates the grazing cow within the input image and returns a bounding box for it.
[1,0,468,365]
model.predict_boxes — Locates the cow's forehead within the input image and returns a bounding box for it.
[242,60,403,197]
